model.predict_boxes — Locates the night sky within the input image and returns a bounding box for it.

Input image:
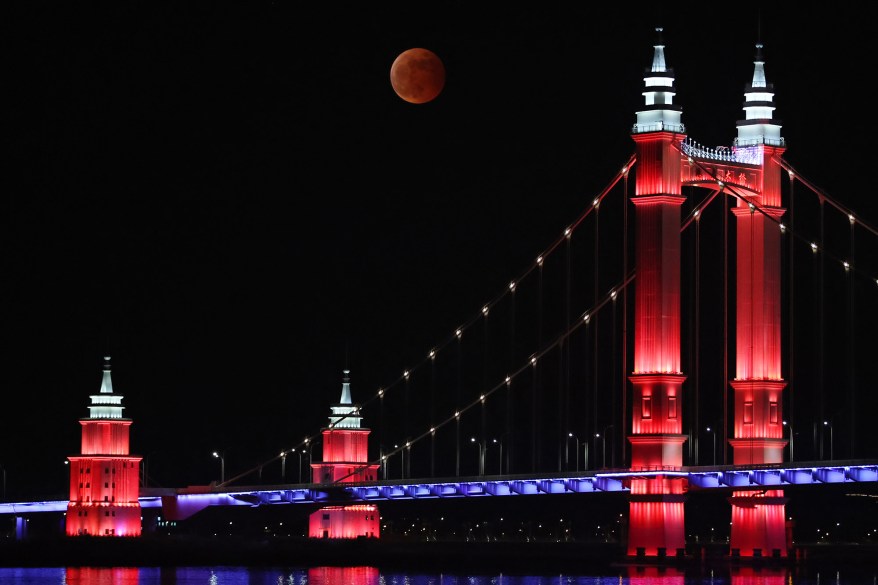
[6,3,878,498]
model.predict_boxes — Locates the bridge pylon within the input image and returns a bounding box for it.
[727,42,789,559]
[626,27,688,558]
[66,356,142,537]
[308,369,380,539]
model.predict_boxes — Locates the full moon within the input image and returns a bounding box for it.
[390,48,445,104]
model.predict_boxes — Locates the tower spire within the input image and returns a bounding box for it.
[88,355,125,419]
[735,41,783,147]
[633,27,683,134]
[99,355,114,394]
[329,369,361,428]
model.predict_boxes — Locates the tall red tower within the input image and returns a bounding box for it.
[308,369,380,539]
[728,43,789,558]
[627,28,688,557]
[66,356,142,537]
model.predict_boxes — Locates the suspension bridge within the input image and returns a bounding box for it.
[2,29,877,557]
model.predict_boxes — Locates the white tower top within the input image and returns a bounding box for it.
[87,356,126,419]
[633,27,684,134]
[328,369,362,429]
[735,43,784,147]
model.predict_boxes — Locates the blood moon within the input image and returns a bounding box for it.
[390,48,445,104]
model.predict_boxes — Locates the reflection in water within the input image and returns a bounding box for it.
[65,567,142,585]
[0,564,859,585]
[731,566,788,585]
[307,566,379,585]
[628,565,686,585]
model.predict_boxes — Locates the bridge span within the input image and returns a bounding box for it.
[3,460,875,522]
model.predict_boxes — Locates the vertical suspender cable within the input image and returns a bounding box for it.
[430,355,436,477]
[723,190,729,464]
[561,234,571,471]
[404,375,410,478]
[533,263,543,472]
[621,170,629,465]
[456,336,462,476]
[482,311,489,469]
[694,204,701,465]
[818,198,825,459]
[788,175,795,462]
[849,213,856,457]
[508,289,516,474]
[593,203,600,463]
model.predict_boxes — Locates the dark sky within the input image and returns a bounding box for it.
[6,3,878,497]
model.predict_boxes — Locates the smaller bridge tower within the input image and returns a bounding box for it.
[66,356,142,537]
[308,369,380,539]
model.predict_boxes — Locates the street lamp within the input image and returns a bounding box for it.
[593,434,601,468]
[823,421,833,460]
[602,425,615,468]
[280,451,287,481]
[567,433,580,471]
[706,427,716,466]
[212,451,225,483]
[783,421,794,462]
[295,449,303,483]
[491,438,503,475]
[393,444,405,478]
[470,437,485,475]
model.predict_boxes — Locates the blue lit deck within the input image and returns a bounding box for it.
[2,460,874,516]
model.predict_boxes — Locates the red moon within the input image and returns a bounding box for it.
[390,48,445,104]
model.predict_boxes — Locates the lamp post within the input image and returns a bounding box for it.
[602,425,615,468]
[212,451,225,484]
[706,427,716,466]
[583,442,589,471]
[470,437,485,475]
[823,421,833,460]
[306,438,321,482]
[393,444,405,479]
[593,433,601,468]
[280,451,287,481]
[296,449,303,483]
[567,433,580,471]
[491,438,503,475]
[783,421,794,462]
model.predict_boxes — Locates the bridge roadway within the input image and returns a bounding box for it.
[2,459,876,520]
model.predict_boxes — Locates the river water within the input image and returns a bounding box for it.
[1,565,876,585]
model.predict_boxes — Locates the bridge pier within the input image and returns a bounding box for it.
[627,476,687,557]
[308,504,379,539]
[728,489,789,558]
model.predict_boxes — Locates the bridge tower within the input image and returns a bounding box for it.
[626,27,688,557]
[728,42,789,558]
[308,369,380,539]
[66,356,142,537]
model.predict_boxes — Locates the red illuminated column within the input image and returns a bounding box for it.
[728,143,788,557]
[627,128,688,557]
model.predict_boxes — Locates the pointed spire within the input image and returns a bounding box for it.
[87,355,126,419]
[751,43,767,88]
[651,27,667,73]
[328,369,362,429]
[633,27,684,135]
[735,40,783,148]
[339,368,353,405]
[99,355,114,394]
